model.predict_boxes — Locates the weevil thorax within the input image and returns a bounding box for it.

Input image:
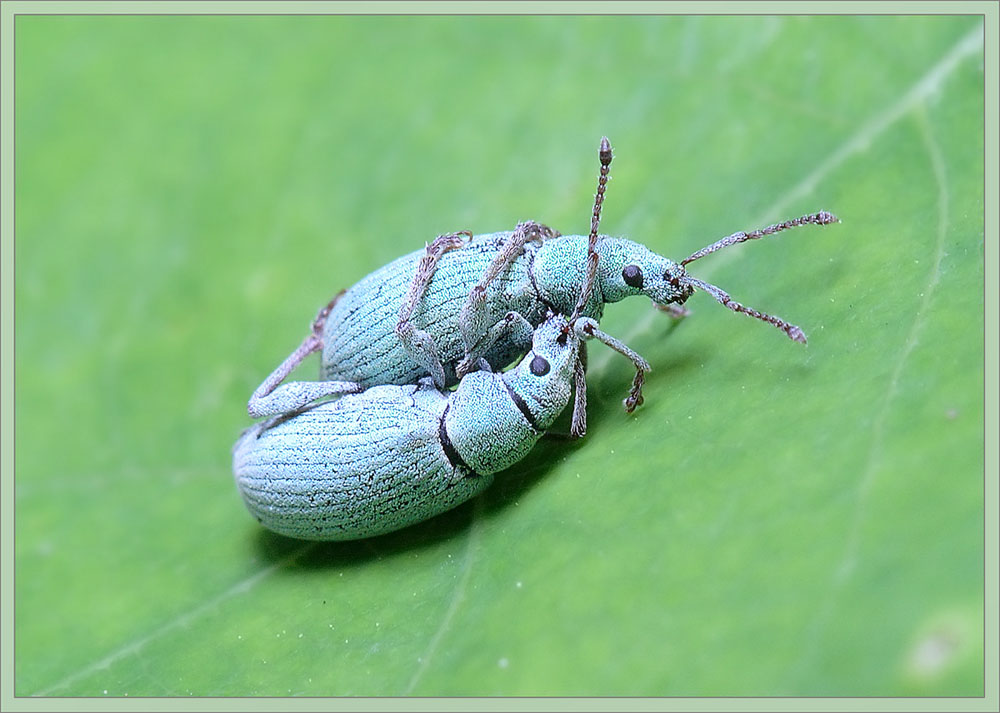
[595,237,695,309]
[501,313,579,431]
[532,236,607,320]
[445,313,579,476]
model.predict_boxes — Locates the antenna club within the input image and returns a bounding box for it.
[599,137,612,166]
[569,136,614,323]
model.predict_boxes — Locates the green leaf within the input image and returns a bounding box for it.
[15,15,983,696]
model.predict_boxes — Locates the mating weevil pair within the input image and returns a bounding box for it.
[233,138,838,541]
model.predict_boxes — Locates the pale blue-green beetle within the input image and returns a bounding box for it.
[233,312,641,541]
[248,138,837,423]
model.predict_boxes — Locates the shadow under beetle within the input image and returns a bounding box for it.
[233,312,640,541]
[247,138,838,430]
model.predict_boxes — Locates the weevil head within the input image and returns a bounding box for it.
[503,312,579,430]
[595,238,695,309]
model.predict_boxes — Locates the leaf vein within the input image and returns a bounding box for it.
[32,542,316,696]
[403,498,483,694]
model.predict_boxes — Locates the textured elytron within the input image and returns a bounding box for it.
[234,315,579,541]
[233,385,486,540]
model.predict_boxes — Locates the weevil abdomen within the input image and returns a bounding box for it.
[233,385,494,541]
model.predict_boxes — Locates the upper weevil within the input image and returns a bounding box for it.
[247,138,838,419]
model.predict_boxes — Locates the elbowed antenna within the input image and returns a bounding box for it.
[677,210,840,344]
[681,211,838,266]
[683,276,807,344]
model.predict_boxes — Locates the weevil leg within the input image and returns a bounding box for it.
[247,293,365,418]
[458,220,556,365]
[455,310,535,378]
[248,376,363,418]
[573,317,651,414]
[569,342,589,438]
[540,342,590,441]
[655,303,692,320]
[396,231,473,388]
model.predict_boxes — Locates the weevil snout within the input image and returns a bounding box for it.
[594,240,696,307]
[664,264,696,305]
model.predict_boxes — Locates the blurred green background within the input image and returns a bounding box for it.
[14,14,984,697]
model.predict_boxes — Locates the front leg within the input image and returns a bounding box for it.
[569,342,589,438]
[541,343,589,440]
[455,310,536,379]
[395,231,471,388]
[458,220,557,364]
[573,317,651,413]
[655,303,692,319]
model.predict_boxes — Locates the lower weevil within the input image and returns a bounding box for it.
[233,312,643,541]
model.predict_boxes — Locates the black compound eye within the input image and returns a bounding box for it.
[622,264,643,288]
[529,354,550,376]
